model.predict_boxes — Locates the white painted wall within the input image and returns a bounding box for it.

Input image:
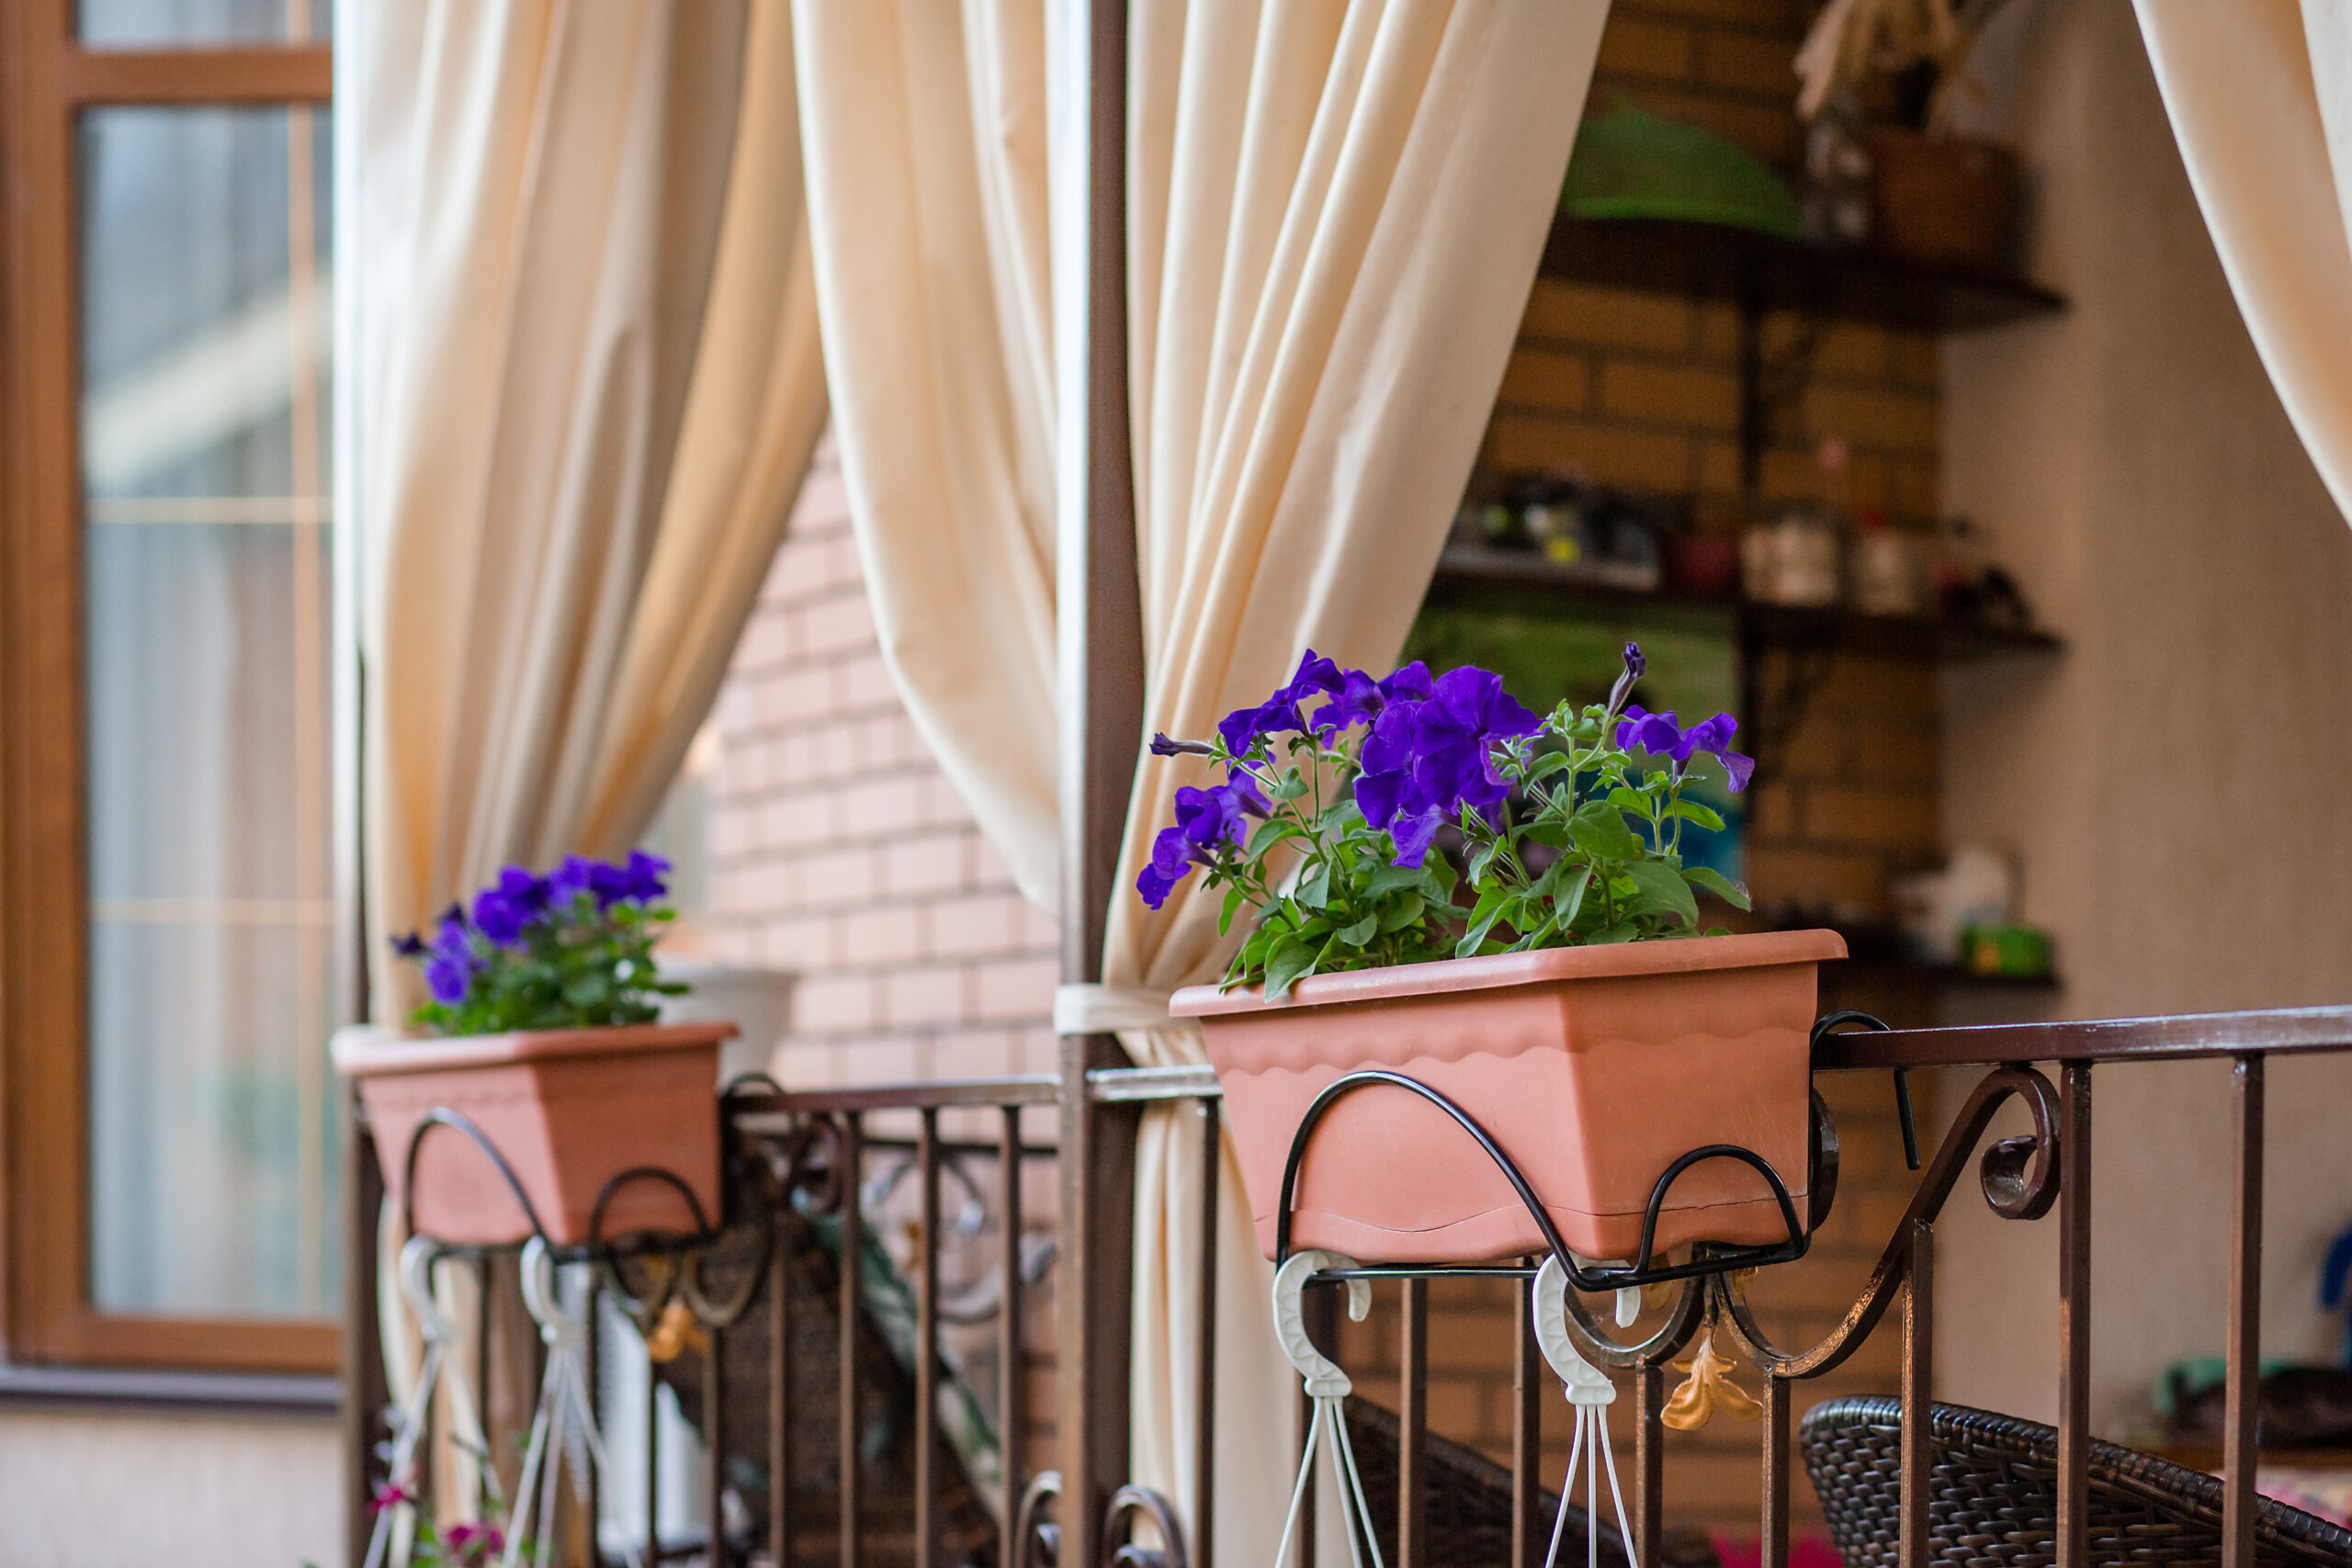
[1932,0,2352,1441]
[0,1409,342,1566]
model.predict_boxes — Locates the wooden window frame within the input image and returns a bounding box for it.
[0,0,337,1373]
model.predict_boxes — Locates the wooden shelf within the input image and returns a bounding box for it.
[1426,545,2063,664]
[1539,215,2067,333]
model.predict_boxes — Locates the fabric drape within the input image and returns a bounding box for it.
[795,3,1603,1562]
[356,0,825,1013]
[350,0,824,1528]
[2133,0,2352,526]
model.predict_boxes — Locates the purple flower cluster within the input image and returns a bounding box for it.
[1140,649,1547,909]
[391,851,672,1005]
[1613,705,1756,793]
[1351,664,1541,866]
[1137,773,1269,909]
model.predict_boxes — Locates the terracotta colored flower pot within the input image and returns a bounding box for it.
[1170,930,1845,1265]
[333,1021,736,1247]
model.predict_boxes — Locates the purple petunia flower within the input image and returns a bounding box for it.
[1349,665,1538,865]
[1674,712,1755,792]
[390,931,427,959]
[1136,826,1193,909]
[1408,667,1541,820]
[622,849,672,903]
[1610,705,1754,792]
[1215,649,1350,755]
[1614,704,1686,757]
[1378,660,1435,704]
[471,865,551,944]
[1310,668,1385,735]
[1351,700,1426,830]
[1388,805,1447,869]
[1136,775,1269,910]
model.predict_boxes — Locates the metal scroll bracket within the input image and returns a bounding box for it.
[1272,1067,1816,1292]
[1813,1010,1917,1170]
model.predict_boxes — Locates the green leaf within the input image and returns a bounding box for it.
[1264,939,1317,998]
[1271,768,1310,801]
[1547,866,1589,933]
[1522,750,1572,785]
[1377,893,1427,933]
[1245,818,1301,858]
[1607,786,1656,819]
[1679,864,1753,910]
[1363,863,1425,898]
[1337,911,1380,945]
[1219,883,1248,936]
[1624,861,1701,928]
[1671,798,1727,831]
[1454,887,1513,959]
[1568,810,1645,862]
[1298,860,1334,908]
[1588,922,1639,945]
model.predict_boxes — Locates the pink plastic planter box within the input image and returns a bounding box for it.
[1172,930,1845,1265]
[334,1021,736,1247]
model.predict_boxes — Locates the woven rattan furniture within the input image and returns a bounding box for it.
[1800,1396,2352,1567]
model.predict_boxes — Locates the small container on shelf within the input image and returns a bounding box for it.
[1743,508,1842,606]
[1850,507,1929,616]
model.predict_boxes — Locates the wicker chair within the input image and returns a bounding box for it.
[1799,1396,2352,1567]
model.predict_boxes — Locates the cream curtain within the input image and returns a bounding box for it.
[350,0,824,1528]
[356,0,825,1010]
[2134,0,2352,526]
[795,3,1604,1562]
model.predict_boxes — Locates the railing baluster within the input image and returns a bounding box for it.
[1512,1269,1541,1568]
[916,1111,941,1568]
[707,1320,729,1565]
[1635,1362,1663,1568]
[1194,1096,1220,1568]
[584,1272,602,1561]
[2224,1054,2264,1568]
[646,1317,662,1561]
[999,1107,1025,1568]
[1399,1278,1429,1568]
[1901,1218,1933,1568]
[840,1111,864,1568]
[771,1224,788,1568]
[1762,1373,1790,1568]
[2057,1062,2091,1568]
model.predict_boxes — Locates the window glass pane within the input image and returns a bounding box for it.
[78,0,327,47]
[80,106,337,1318]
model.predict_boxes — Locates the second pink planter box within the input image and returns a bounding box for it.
[1171,929,1846,1265]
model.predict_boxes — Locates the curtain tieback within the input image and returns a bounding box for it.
[1052,983,1198,1037]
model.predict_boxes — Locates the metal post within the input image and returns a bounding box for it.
[916,1111,942,1568]
[840,1111,865,1568]
[1000,1108,1028,1568]
[1511,1274,1543,1568]
[1193,1098,1221,1568]
[1399,1279,1430,1568]
[341,1099,387,1568]
[1049,0,1147,1562]
[2223,1055,2264,1568]
[1762,1373,1790,1568]
[1635,1362,1664,1568]
[2057,1063,2092,1568]
[1900,1220,1933,1568]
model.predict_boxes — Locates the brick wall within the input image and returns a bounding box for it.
[702,438,1060,1090]
[702,0,1951,1545]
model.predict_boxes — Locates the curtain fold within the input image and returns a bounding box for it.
[1109,4,1606,1552]
[357,0,826,1013]
[2133,0,2352,526]
[795,3,1604,1562]
[352,0,825,1529]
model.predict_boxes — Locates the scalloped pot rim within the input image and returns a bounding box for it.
[1168,928,1848,1018]
[331,1018,736,1078]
